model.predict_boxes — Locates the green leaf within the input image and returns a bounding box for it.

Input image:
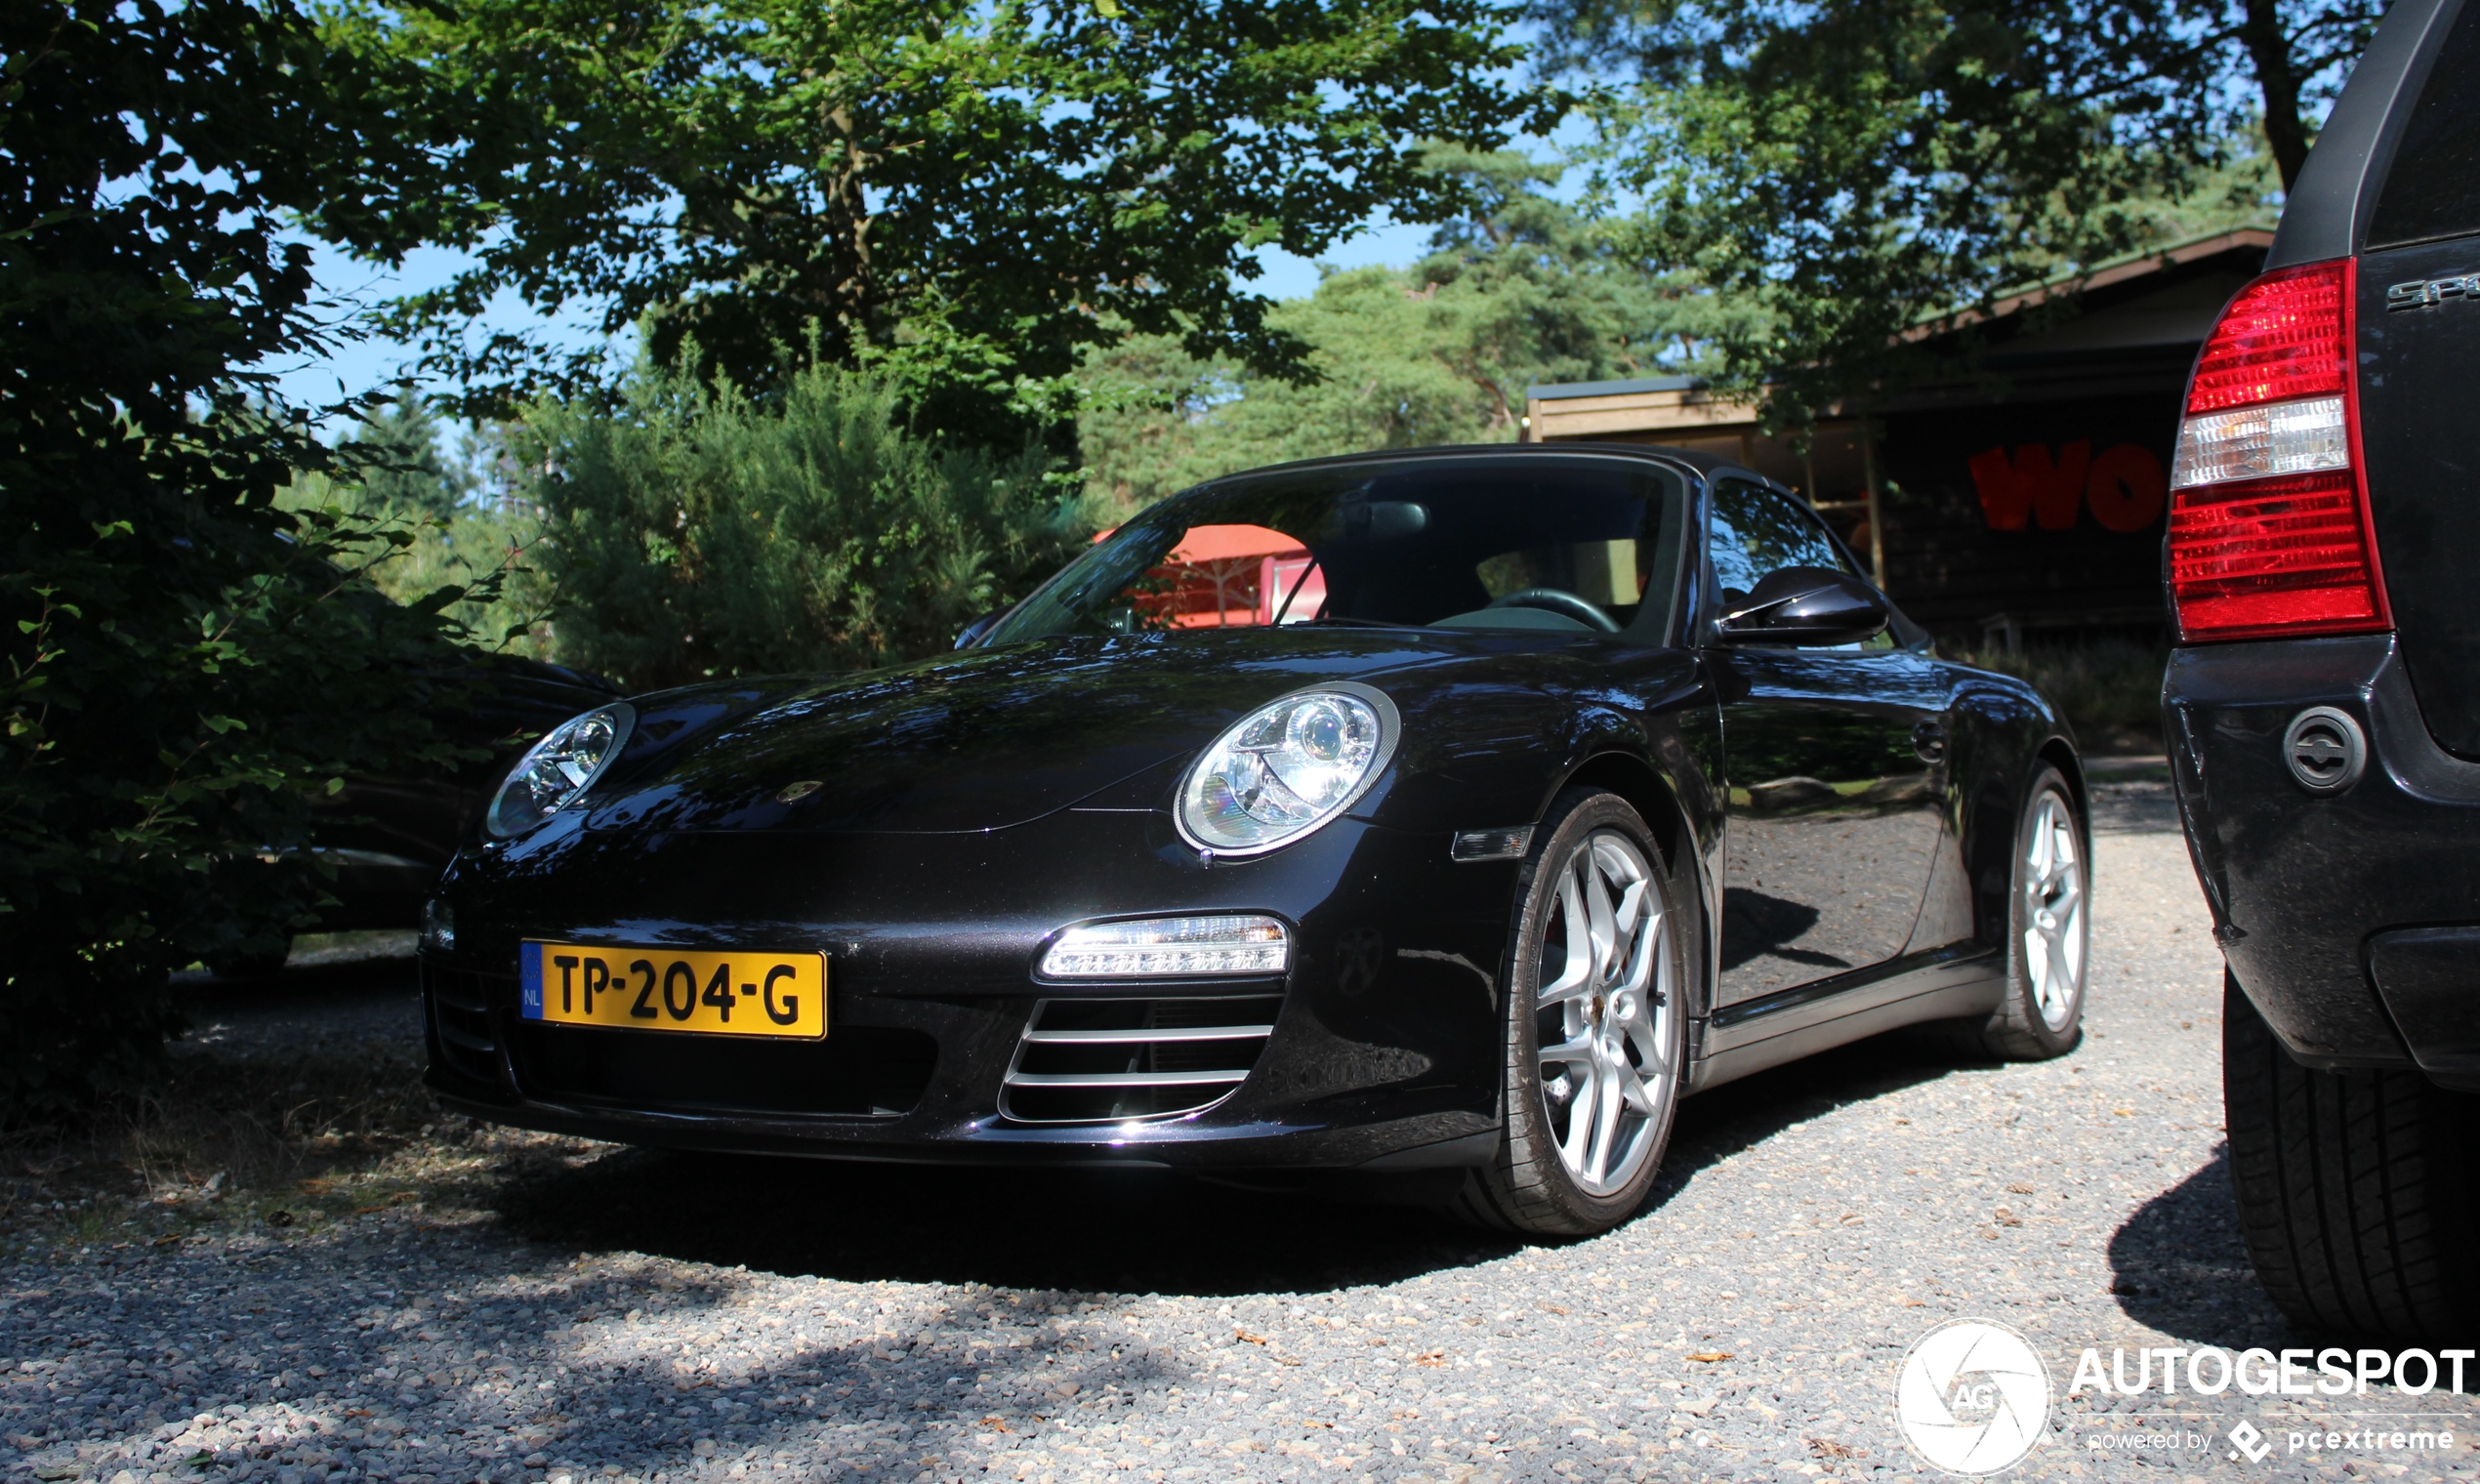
[338,0,1538,433]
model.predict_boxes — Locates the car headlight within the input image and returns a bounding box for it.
[484,703,637,839]
[1177,683,1399,856]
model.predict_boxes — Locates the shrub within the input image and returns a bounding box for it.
[2,0,480,1117]
[280,475,559,661]
[513,353,1091,691]
[1963,639,2170,752]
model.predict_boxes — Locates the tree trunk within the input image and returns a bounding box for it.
[2239,0,2313,189]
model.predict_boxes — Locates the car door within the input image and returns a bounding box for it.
[1701,476,1950,1006]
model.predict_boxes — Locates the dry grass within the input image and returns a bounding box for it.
[122,1045,436,1194]
[0,1036,566,1252]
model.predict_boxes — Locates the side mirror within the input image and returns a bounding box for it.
[1715,566,1889,646]
[954,607,1011,649]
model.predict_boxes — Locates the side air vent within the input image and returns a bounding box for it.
[427,966,507,1084]
[1001,995,1282,1124]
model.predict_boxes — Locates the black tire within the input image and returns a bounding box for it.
[1450,788,1697,1237]
[1946,764,2087,1060]
[2223,971,2480,1342]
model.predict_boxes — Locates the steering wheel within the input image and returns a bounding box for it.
[1487,587,1621,633]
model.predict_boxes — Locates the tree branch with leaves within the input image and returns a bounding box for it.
[1545,0,2370,422]
[321,0,1556,442]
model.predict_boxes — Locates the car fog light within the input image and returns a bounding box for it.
[1040,915,1290,977]
[421,897,455,953]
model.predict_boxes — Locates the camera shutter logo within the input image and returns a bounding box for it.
[1894,1318,2051,1473]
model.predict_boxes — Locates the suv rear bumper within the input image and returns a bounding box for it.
[2165,634,2480,1090]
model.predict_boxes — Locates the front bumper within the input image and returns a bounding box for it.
[2166,634,2480,1088]
[423,809,1516,1167]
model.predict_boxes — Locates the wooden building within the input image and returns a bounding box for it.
[1522,228,2273,647]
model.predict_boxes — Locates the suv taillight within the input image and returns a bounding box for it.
[2167,259,2392,642]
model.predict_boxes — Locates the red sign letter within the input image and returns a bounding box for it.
[2085,443,2168,532]
[1969,442,2090,530]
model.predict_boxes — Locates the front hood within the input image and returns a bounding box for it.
[579,629,1554,836]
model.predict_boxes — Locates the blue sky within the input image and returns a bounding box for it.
[269,214,1453,417]
[268,25,1600,424]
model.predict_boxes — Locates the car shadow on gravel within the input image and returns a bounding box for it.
[2105,1142,2292,1347]
[37,1233,1162,1484]
[1649,1026,1965,1199]
[491,1147,1522,1298]
[487,1026,1969,1298]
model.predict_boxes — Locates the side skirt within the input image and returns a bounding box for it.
[1685,942,2005,1093]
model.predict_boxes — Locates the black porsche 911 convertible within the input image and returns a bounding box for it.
[421,444,2087,1236]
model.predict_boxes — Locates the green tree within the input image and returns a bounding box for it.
[516,352,1091,690]
[1548,0,2367,421]
[277,472,559,660]
[2176,0,2380,188]
[1077,149,1764,510]
[344,392,475,520]
[1,0,480,1111]
[324,0,1553,439]
[2112,130,2285,242]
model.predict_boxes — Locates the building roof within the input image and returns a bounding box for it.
[1911,227,2275,342]
[1524,226,2275,435]
[1526,374,1707,402]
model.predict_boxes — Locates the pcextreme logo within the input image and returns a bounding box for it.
[1895,1319,2051,1474]
[2228,1420,2273,1463]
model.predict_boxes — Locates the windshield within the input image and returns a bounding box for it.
[984,456,1691,646]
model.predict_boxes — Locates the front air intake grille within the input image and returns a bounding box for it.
[509,1023,938,1119]
[1001,995,1281,1124]
[426,966,507,1084]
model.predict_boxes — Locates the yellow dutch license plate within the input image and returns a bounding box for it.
[520,941,827,1039]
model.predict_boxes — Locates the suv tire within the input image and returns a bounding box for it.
[2224,970,2480,1342]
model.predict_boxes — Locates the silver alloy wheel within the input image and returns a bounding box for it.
[1535,829,1677,1197]
[2021,791,2087,1030]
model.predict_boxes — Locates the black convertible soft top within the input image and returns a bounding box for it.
[1187,438,1754,488]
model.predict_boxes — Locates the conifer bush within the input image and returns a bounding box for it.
[514,354,1092,690]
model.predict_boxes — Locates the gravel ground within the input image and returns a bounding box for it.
[4,783,2472,1484]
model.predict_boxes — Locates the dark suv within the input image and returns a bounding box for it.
[2163,0,2480,1341]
